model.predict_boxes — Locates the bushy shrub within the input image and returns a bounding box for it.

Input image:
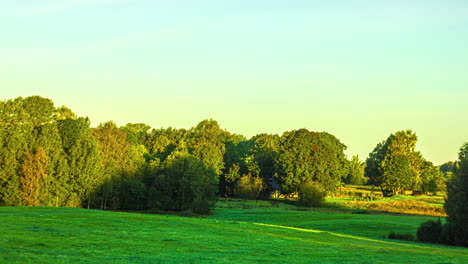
[388,232,414,241]
[417,219,442,243]
[298,181,326,207]
[236,174,265,200]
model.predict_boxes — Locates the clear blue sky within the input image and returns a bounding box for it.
[1,0,467,165]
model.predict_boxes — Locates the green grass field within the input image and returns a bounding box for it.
[1,201,468,263]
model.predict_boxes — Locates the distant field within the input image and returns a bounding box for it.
[328,185,446,216]
[211,199,441,239]
[1,202,468,263]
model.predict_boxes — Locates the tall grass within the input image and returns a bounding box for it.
[331,185,446,217]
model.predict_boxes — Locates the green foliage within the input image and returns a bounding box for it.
[146,127,187,161]
[0,98,31,205]
[186,119,226,176]
[440,161,455,174]
[419,160,442,194]
[22,96,55,127]
[54,106,77,121]
[275,129,347,193]
[388,231,414,241]
[220,133,250,195]
[365,141,388,186]
[443,143,468,246]
[91,121,148,209]
[223,164,242,196]
[118,178,147,211]
[236,174,265,200]
[298,181,326,207]
[148,153,218,214]
[58,117,103,207]
[381,155,413,195]
[417,219,443,243]
[120,123,150,146]
[345,155,366,185]
[250,133,280,179]
[20,148,48,206]
[366,130,439,196]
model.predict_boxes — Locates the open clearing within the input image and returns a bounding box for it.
[1,202,467,263]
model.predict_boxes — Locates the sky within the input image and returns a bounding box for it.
[1,0,467,165]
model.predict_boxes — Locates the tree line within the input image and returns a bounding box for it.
[0,96,354,212]
[0,96,453,214]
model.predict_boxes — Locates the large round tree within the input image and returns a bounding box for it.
[275,129,348,193]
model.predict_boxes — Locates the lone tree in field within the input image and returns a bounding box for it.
[444,143,468,246]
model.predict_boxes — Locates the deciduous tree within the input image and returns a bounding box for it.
[275,129,347,193]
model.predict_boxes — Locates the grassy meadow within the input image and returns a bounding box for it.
[327,185,446,216]
[1,198,468,263]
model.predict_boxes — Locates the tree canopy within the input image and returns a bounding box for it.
[275,129,348,193]
[1,96,451,214]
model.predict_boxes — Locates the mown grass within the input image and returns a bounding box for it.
[1,203,468,263]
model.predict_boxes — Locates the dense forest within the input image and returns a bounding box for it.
[0,96,450,214]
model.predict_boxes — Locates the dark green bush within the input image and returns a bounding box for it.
[298,181,326,207]
[351,209,368,214]
[388,232,414,241]
[417,219,442,243]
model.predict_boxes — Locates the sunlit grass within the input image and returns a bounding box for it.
[329,185,446,216]
[1,201,467,263]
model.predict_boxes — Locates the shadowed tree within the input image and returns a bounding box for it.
[1,96,69,206]
[220,133,250,196]
[444,143,468,246]
[148,153,218,214]
[365,141,388,186]
[58,117,103,207]
[92,122,133,209]
[250,133,280,180]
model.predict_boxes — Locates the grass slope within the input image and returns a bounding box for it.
[1,205,467,263]
[210,199,440,238]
